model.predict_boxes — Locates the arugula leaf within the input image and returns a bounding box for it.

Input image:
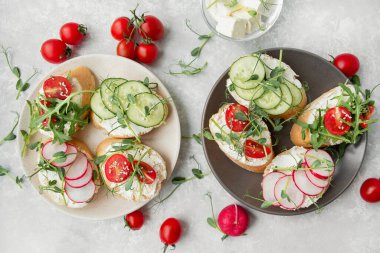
[94,155,107,165]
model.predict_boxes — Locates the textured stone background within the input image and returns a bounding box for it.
[0,0,379,252]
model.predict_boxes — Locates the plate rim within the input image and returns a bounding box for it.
[201,47,368,216]
[17,54,182,220]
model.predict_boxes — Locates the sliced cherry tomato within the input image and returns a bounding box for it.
[138,15,165,41]
[134,161,156,184]
[59,22,87,45]
[117,39,136,60]
[225,104,249,132]
[359,105,375,128]
[136,42,158,64]
[42,117,57,127]
[40,39,71,64]
[324,107,352,136]
[333,53,360,77]
[160,218,182,251]
[104,154,132,183]
[360,178,380,203]
[111,17,135,41]
[43,76,72,100]
[40,99,52,107]
[125,210,144,230]
[245,139,271,159]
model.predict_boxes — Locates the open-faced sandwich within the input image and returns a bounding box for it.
[95,138,167,201]
[209,103,274,173]
[261,146,335,210]
[90,78,169,138]
[291,82,376,149]
[23,66,96,152]
[35,138,100,208]
[227,52,307,119]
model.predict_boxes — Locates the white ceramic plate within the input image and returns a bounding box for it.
[17,54,181,220]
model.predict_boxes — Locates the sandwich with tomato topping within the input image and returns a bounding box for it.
[291,83,376,148]
[96,138,167,201]
[209,103,274,173]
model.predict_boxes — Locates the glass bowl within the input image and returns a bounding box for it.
[201,0,283,42]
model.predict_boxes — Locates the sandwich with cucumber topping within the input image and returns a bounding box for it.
[227,52,307,119]
[90,78,169,138]
[209,103,274,173]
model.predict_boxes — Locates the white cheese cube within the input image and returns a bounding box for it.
[216,16,248,38]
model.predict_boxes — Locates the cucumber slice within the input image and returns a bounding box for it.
[90,90,115,120]
[254,87,282,109]
[100,78,127,113]
[116,81,151,110]
[229,55,265,89]
[235,85,265,101]
[127,93,166,128]
[265,84,293,115]
[285,80,303,106]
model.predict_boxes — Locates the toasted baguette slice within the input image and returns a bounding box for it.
[290,85,354,147]
[209,104,274,173]
[90,96,169,138]
[38,138,100,208]
[96,138,167,201]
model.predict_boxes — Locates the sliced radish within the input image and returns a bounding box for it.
[274,176,305,210]
[310,167,335,180]
[41,140,68,161]
[262,172,286,206]
[64,152,88,180]
[304,149,334,169]
[65,162,93,188]
[51,144,78,167]
[305,169,330,188]
[292,170,324,196]
[65,180,95,203]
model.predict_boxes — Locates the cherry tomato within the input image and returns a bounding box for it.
[138,15,165,41]
[136,42,158,64]
[117,39,136,60]
[160,218,182,252]
[359,105,375,128]
[333,53,360,77]
[40,39,72,64]
[245,140,271,159]
[59,22,87,45]
[323,107,352,136]
[125,210,144,230]
[360,178,380,203]
[40,99,52,107]
[42,117,58,127]
[111,17,135,41]
[43,76,72,100]
[225,104,249,132]
[104,154,132,183]
[134,161,156,184]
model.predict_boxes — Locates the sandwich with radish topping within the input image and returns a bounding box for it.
[95,138,167,201]
[209,103,274,173]
[33,138,100,208]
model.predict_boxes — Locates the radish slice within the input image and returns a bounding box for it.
[65,180,95,203]
[274,176,305,210]
[292,170,324,196]
[310,167,335,180]
[41,141,68,161]
[304,149,334,169]
[51,144,78,167]
[262,172,286,206]
[305,169,330,188]
[65,162,93,188]
[64,152,88,180]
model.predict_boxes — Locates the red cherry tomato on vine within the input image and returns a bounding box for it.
[333,53,360,77]
[138,15,165,41]
[359,105,375,128]
[245,140,271,159]
[59,22,87,45]
[225,104,250,132]
[125,210,144,230]
[111,17,135,41]
[323,107,352,136]
[136,43,158,64]
[40,39,71,64]
[360,178,380,203]
[160,217,182,252]
[117,39,136,60]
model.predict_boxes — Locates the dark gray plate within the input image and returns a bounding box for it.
[202,48,367,215]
